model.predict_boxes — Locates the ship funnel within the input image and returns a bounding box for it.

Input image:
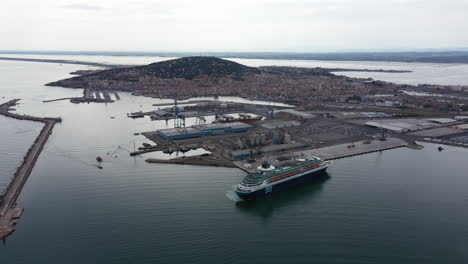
[257,161,275,172]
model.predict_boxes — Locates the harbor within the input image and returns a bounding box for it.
[43,88,119,104]
[1,56,468,263]
[129,98,464,173]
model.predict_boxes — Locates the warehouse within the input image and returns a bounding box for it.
[261,120,301,130]
[157,122,253,140]
[426,118,457,124]
[365,121,406,133]
[273,109,315,119]
[453,124,468,130]
[388,122,419,131]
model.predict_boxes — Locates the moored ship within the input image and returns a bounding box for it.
[127,111,145,118]
[214,113,262,123]
[235,156,331,200]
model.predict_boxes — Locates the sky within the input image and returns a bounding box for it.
[1,0,468,52]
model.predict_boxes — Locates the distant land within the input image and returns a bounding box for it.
[3,50,468,64]
[0,56,411,73]
[44,56,468,113]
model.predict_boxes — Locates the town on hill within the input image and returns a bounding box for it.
[46,56,468,112]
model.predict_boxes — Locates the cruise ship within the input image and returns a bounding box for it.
[235,156,331,200]
[214,113,262,123]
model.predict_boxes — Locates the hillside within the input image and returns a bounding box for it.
[48,57,259,86]
[45,56,413,103]
[138,56,260,79]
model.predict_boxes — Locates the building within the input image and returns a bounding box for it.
[230,149,259,159]
[376,100,402,107]
[157,122,253,140]
[453,124,468,130]
[454,116,468,121]
[426,118,457,124]
[365,121,406,133]
[261,120,301,130]
[273,109,316,119]
[388,122,419,131]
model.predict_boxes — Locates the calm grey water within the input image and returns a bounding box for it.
[1,60,468,263]
[0,117,42,193]
[3,53,468,86]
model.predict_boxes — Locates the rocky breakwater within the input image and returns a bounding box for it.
[0,99,61,240]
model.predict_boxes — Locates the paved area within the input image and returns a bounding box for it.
[409,127,460,137]
[234,137,408,173]
[294,137,408,160]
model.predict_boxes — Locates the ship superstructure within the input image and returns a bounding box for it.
[235,156,331,199]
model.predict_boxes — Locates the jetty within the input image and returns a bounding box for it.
[146,156,237,168]
[0,99,61,240]
[43,88,116,104]
[233,137,411,173]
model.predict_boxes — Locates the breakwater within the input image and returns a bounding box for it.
[0,99,61,240]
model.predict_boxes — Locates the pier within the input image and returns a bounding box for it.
[146,156,237,168]
[43,88,116,104]
[0,99,61,240]
[293,137,408,160]
[233,137,411,173]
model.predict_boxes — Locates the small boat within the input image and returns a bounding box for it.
[163,147,174,154]
[438,146,444,151]
[127,111,145,118]
[96,156,103,162]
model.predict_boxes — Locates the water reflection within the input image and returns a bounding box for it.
[235,173,330,221]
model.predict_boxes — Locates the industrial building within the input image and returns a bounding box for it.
[388,122,419,131]
[453,124,468,130]
[454,116,468,121]
[426,118,457,124]
[229,142,306,159]
[156,122,253,140]
[273,109,316,119]
[261,120,301,130]
[365,121,406,133]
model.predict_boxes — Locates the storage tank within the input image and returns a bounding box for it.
[249,135,257,147]
[260,134,266,145]
[255,134,261,146]
[238,138,245,149]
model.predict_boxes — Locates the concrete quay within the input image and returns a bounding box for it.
[146,156,237,168]
[234,137,411,173]
[0,99,60,240]
[293,137,408,161]
[43,88,116,104]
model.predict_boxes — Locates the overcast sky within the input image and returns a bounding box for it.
[1,0,467,52]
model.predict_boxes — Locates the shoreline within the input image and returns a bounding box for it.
[0,56,412,74]
[2,51,468,64]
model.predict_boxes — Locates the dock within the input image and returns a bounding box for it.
[0,99,61,240]
[293,137,408,160]
[233,137,410,173]
[146,157,237,168]
[43,88,115,104]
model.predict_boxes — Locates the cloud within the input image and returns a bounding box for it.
[60,3,104,11]
[1,0,468,52]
